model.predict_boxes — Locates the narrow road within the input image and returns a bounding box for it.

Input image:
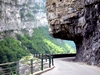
[42,57,100,75]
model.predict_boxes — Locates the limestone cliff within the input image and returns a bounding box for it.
[0,0,33,31]
[46,0,100,66]
[0,0,21,31]
[0,0,47,37]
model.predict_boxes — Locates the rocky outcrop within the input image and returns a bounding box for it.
[0,0,21,31]
[46,0,100,66]
[0,0,31,32]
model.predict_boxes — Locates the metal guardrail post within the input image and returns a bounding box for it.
[39,53,40,58]
[49,56,51,68]
[34,53,36,57]
[31,59,33,74]
[45,54,47,62]
[51,56,54,66]
[41,56,44,70]
[16,61,20,75]
[36,53,37,58]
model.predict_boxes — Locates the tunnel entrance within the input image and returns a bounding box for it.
[42,0,76,55]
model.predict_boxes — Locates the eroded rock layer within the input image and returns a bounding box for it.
[46,0,100,66]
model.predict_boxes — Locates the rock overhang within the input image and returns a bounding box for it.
[46,0,85,41]
[46,0,100,66]
[46,0,100,41]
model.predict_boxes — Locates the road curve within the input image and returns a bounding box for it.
[42,57,100,75]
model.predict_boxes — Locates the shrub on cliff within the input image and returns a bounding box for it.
[0,37,29,64]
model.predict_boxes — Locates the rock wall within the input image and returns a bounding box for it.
[46,0,100,66]
[0,0,30,31]
[0,0,47,37]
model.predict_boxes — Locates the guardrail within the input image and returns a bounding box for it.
[0,61,18,75]
[34,54,54,68]
[0,54,54,75]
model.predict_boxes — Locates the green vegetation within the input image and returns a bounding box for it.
[17,26,75,54]
[64,41,76,49]
[35,3,41,9]
[20,11,34,20]
[23,3,29,7]
[20,12,24,19]
[0,37,29,64]
[26,12,34,19]
[26,12,32,17]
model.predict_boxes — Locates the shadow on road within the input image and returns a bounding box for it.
[60,57,75,62]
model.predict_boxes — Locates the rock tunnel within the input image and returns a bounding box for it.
[46,0,100,66]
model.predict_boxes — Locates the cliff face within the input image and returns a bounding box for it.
[0,0,32,32]
[0,0,47,36]
[46,0,100,66]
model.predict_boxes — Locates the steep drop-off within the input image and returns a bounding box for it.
[46,0,100,66]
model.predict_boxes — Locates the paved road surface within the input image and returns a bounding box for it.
[42,57,100,75]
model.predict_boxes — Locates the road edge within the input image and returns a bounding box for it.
[32,66,55,75]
